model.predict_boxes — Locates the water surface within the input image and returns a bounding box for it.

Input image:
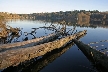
[1,20,108,72]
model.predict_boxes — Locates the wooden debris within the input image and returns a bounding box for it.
[0,29,64,52]
[0,30,87,69]
[73,39,108,71]
[2,34,86,72]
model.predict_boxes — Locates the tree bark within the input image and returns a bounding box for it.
[0,30,87,69]
[0,30,63,52]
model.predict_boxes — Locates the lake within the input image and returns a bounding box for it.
[0,19,108,72]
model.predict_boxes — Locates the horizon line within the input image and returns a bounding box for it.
[0,10,108,14]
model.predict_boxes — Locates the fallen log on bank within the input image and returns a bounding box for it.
[0,24,20,38]
[0,23,8,38]
[73,39,108,71]
[0,30,87,69]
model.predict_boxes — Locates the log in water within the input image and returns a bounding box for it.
[0,30,87,69]
[0,29,63,52]
[73,39,108,71]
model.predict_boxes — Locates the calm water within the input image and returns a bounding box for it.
[0,20,108,72]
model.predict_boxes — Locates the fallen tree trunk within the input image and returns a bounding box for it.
[0,29,64,52]
[12,34,86,72]
[2,33,86,72]
[0,30,87,69]
[16,43,75,72]
[73,39,108,71]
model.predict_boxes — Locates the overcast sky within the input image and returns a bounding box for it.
[0,0,107,14]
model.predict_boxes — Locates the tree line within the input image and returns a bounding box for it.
[0,10,108,25]
[18,10,108,25]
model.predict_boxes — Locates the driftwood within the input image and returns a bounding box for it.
[0,30,87,69]
[3,42,75,72]
[73,39,108,71]
[0,28,64,52]
[5,33,86,72]
[13,43,75,72]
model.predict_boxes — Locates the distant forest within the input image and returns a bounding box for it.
[0,10,108,25]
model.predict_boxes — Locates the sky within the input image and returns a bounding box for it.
[0,0,108,14]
